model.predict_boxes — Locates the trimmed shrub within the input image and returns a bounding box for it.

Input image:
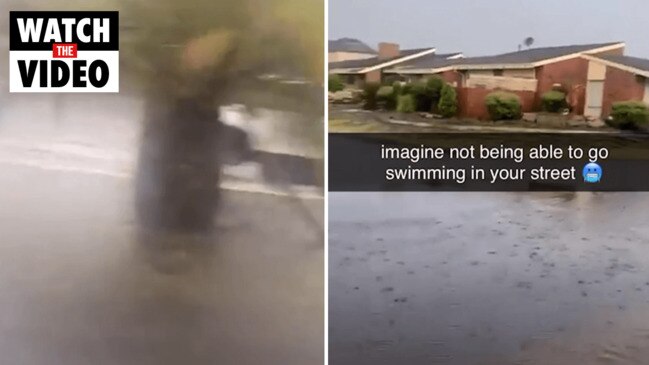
[541,90,567,113]
[409,82,431,112]
[438,84,458,118]
[401,83,413,96]
[426,77,445,111]
[362,82,381,110]
[397,94,416,113]
[328,74,344,92]
[398,77,446,112]
[608,101,649,130]
[392,81,403,96]
[485,91,522,120]
[376,86,396,110]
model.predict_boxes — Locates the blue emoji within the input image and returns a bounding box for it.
[583,162,602,183]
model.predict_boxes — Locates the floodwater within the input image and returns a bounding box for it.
[330,192,649,365]
[0,93,323,364]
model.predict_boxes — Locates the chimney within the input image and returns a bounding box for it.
[378,42,400,60]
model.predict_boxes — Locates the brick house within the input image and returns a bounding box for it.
[329,42,436,86]
[328,38,377,63]
[386,42,625,119]
[382,52,464,85]
[582,54,649,118]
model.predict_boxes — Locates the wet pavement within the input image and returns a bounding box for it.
[0,93,323,364]
[330,192,649,365]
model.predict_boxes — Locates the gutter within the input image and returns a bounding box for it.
[358,48,436,73]
[581,54,649,79]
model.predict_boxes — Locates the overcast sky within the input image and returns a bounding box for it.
[329,0,649,58]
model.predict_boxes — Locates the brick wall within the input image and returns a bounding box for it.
[365,70,382,84]
[378,43,400,60]
[457,87,536,120]
[601,66,645,117]
[533,48,625,115]
[439,70,462,86]
[535,57,589,114]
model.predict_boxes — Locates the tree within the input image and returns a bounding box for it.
[438,84,458,118]
[125,0,324,235]
[36,0,323,235]
[524,37,535,49]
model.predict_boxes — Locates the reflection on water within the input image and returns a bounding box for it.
[330,192,649,365]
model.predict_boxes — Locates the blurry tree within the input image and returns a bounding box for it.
[524,36,535,49]
[120,0,324,234]
[25,0,324,234]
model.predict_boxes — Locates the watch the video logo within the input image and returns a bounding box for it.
[9,11,119,93]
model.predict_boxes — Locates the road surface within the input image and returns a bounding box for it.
[330,192,649,365]
[0,93,324,364]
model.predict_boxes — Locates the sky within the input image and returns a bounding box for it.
[329,0,649,58]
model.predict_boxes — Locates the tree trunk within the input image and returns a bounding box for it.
[135,97,224,235]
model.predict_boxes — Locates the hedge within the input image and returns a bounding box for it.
[541,90,567,113]
[362,82,381,110]
[328,74,344,92]
[437,84,458,117]
[485,91,522,120]
[376,86,396,110]
[397,94,416,113]
[409,82,430,111]
[608,101,649,130]
[426,77,445,112]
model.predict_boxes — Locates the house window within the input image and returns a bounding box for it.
[494,69,504,76]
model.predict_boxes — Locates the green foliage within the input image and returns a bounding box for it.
[485,91,522,120]
[409,82,430,111]
[399,77,446,112]
[397,94,416,113]
[541,90,567,113]
[115,0,325,110]
[392,81,402,96]
[362,82,381,110]
[376,86,394,98]
[376,86,397,110]
[401,83,413,95]
[378,81,404,110]
[438,84,458,118]
[426,77,445,111]
[40,0,324,107]
[608,101,649,130]
[328,74,344,92]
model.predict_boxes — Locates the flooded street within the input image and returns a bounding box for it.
[0,93,323,364]
[330,192,649,364]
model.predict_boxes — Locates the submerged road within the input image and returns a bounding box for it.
[0,93,323,364]
[330,192,649,365]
